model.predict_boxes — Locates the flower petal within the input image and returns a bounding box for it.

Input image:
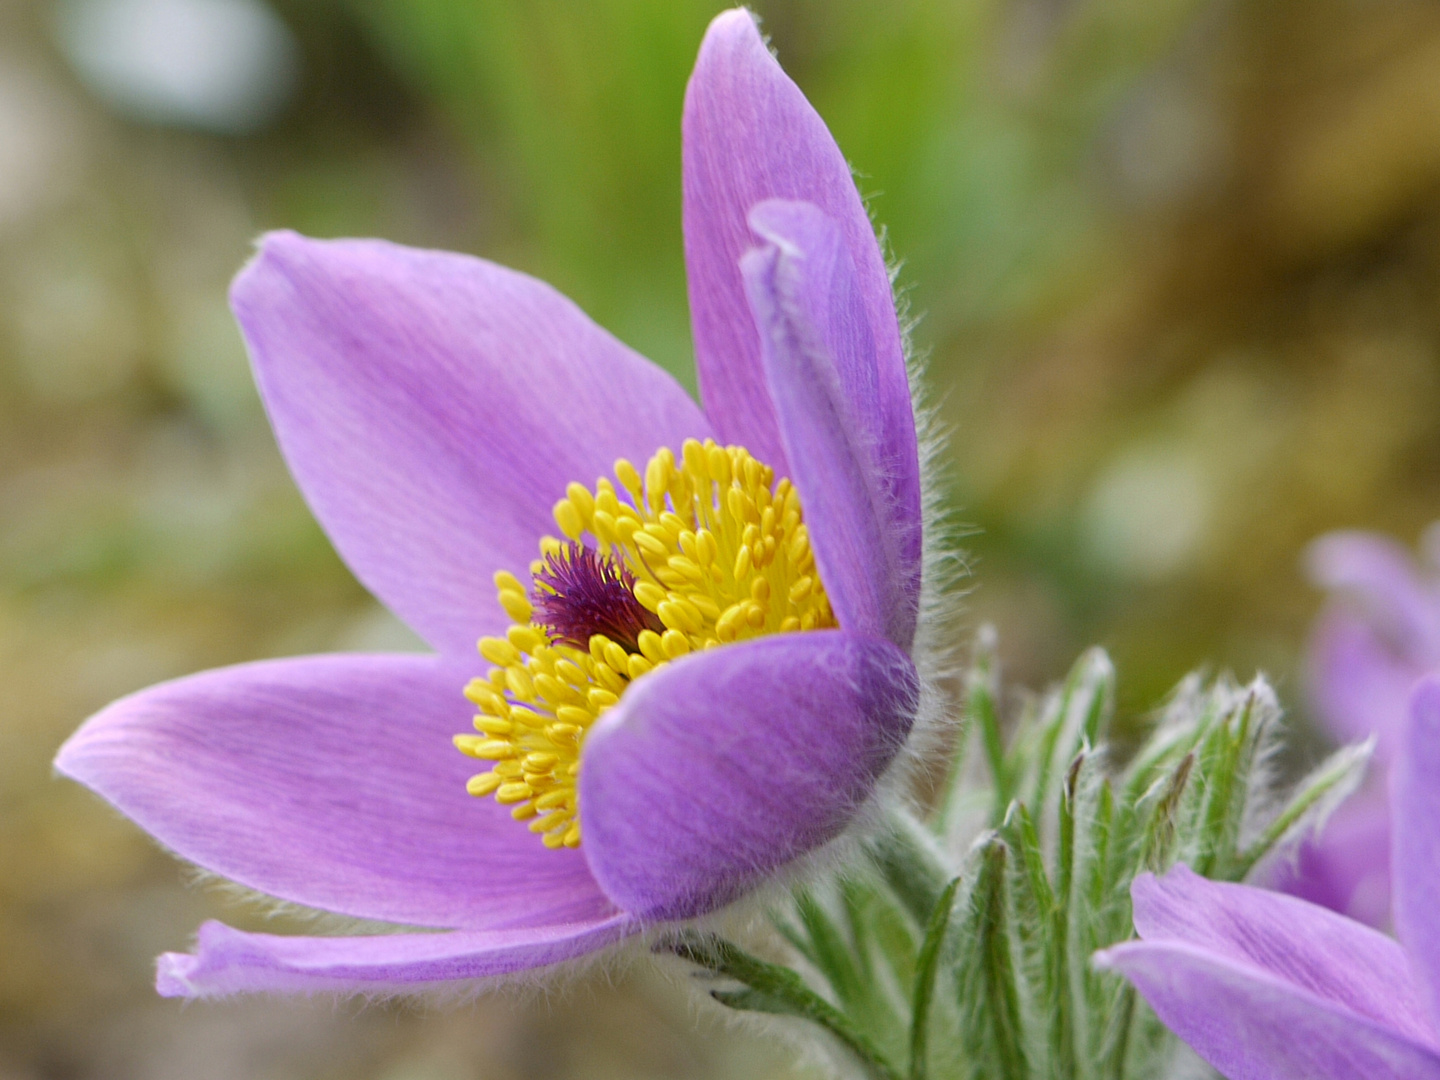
[1307,531,1440,667]
[1393,676,1440,1027]
[1308,607,1424,762]
[740,200,919,648]
[233,231,711,659]
[1129,864,1434,1042]
[1271,788,1392,928]
[579,630,917,920]
[682,11,917,515]
[1096,940,1440,1080]
[156,915,637,998]
[55,653,615,930]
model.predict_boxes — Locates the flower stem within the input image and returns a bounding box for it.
[866,806,953,925]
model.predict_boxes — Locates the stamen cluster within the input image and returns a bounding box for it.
[454,439,836,850]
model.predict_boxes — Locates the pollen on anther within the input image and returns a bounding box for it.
[458,439,835,852]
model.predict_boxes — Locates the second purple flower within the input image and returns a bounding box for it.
[1276,525,1440,926]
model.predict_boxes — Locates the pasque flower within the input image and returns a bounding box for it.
[1273,525,1440,926]
[1096,675,1440,1080]
[53,9,926,997]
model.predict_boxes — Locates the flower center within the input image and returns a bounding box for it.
[531,544,664,654]
[453,438,835,850]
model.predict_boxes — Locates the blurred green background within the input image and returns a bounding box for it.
[3,0,1439,1076]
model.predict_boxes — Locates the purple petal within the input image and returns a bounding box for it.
[682,12,918,529]
[1096,941,1440,1080]
[1129,864,1433,1042]
[1393,676,1440,1027]
[1307,531,1440,667]
[1309,608,1425,762]
[233,232,711,660]
[55,654,615,930]
[1271,788,1392,928]
[579,630,917,920]
[156,914,637,998]
[740,201,919,648]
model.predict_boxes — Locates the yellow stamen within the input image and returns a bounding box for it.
[456,440,835,850]
[466,772,502,797]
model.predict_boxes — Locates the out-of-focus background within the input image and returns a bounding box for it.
[3,0,1439,1075]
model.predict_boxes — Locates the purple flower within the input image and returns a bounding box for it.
[1095,675,1440,1080]
[1273,526,1440,926]
[53,9,925,998]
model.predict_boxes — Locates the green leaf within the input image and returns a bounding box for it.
[710,987,793,1015]
[1139,750,1195,873]
[1119,675,1212,805]
[660,932,905,1080]
[1233,737,1374,880]
[1086,779,1115,919]
[908,875,962,1080]
[732,636,1381,1080]
[1028,648,1114,818]
[968,628,1011,820]
[1049,754,1087,1076]
[795,887,869,1011]
[1001,802,1055,917]
[1097,982,1138,1079]
[970,836,1030,1080]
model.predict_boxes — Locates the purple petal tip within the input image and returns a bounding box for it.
[230,228,304,299]
[156,952,199,999]
[701,8,763,51]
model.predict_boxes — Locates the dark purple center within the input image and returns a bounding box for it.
[532,542,664,653]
